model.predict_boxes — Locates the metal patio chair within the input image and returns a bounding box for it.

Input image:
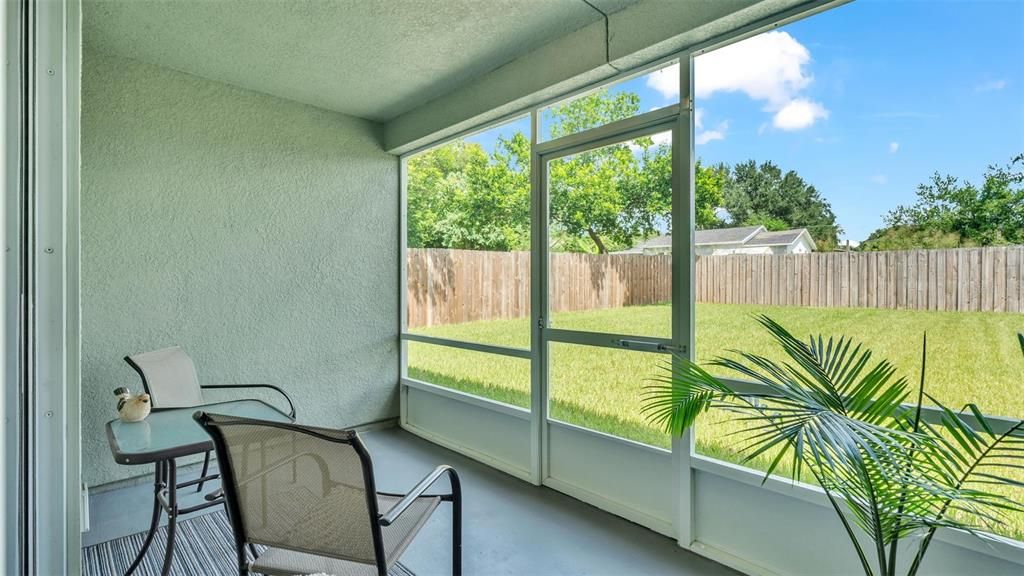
[194,412,462,576]
[124,346,296,494]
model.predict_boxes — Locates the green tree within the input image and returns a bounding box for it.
[863,154,1024,250]
[546,90,664,253]
[859,226,969,251]
[695,160,728,229]
[406,135,530,251]
[408,89,729,253]
[721,160,841,250]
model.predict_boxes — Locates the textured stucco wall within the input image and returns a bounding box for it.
[80,49,399,487]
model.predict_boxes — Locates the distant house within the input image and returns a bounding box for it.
[619,225,817,256]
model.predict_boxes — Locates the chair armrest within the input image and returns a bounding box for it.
[201,384,296,419]
[379,465,460,527]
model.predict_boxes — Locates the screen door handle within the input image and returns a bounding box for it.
[615,339,686,354]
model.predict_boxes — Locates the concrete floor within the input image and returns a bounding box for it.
[85,427,738,576]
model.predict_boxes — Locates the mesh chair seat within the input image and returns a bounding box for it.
[252,494,440,576]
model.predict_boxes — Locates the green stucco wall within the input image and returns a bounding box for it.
[80,49,399,487]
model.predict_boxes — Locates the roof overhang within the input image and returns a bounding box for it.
[384,0,838,154]
[82,0,840,154]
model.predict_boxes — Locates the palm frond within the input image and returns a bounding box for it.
[640,316,1024,576]
[639,358,733,436]
[906,401,1024,576]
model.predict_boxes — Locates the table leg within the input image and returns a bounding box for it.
[197,450,211,493]
[161,459,178,576]
[125,461,166,576]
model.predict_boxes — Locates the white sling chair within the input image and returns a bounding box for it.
[124,346,296,494]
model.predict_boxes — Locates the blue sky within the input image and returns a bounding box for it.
[466,0,1024,242]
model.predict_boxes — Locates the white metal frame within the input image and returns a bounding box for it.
[2,0,21,570]
[534,108,680,489]
[398,60,692,538]
[671,54,697,546]
[7,1,82,574]
[396,1,1024,570]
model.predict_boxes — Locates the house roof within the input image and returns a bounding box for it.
[747,229,816,250]
[695,226,765,245]
[623,226,762,251]
[618,226,815,252]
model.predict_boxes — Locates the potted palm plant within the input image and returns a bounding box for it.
[641,316,1024,576]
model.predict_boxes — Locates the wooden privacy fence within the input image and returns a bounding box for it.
[695,246,1023,312]
[406,246,1024,328]
[406,248,672,328]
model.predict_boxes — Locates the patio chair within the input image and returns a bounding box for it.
[124,346,296,494]
[194,412,462,576]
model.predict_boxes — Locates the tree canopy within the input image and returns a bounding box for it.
[719,160,842,251]
[546,90,667,253]
[861,154,1024,251]
[407,90,828,254]
[406,135,531,251]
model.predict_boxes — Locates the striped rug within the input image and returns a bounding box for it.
[82,510,415,576]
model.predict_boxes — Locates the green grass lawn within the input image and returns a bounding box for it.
[408,302,1024,539]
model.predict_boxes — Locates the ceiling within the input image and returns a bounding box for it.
[83,0,641,122]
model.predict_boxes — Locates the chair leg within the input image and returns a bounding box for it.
[450,471,463,576]
[235,522,250,575]
[237,544,248,576]
[197,450,212,493]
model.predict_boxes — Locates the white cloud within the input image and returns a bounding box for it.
[648,31,828,131]
[646,65,681,101]
[696,130,725,145]
[696,121,728,145]
[649,32,813,104]
[870,174,888,185]
[695,31,813,106]
[772,99,829,131]
[693,110,728,144]
[975,79,1007,92]
[888,141,900,153]
[651,131,672,147]
[627,130,673,153]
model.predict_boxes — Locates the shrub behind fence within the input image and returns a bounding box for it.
[406,245,1024,328]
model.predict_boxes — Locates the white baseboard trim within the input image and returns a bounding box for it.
[542,477,675,538]
[400,421,533,482]
[686,540,783,576]
[80,483,90,533]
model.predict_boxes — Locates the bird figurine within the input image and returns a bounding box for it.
[114,387,151,422]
